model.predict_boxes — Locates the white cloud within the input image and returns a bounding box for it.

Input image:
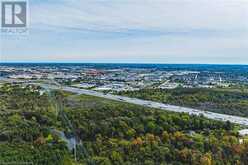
[1,0,248,63]
[31,0,248,33]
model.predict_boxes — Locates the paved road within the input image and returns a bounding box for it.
[1,78,248,126]
[39,84,248,126]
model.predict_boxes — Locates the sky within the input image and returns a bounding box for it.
[0,0,248,64]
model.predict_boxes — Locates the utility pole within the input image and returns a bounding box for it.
[74,139,77,161]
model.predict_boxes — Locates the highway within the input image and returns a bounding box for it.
[1,77,248,126]
[39,84,248,126]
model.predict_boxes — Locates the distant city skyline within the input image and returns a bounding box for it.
[1,0,248,64]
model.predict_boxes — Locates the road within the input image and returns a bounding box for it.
[1,77,248,126]
[38,84,248,126]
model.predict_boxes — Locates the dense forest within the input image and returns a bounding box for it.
[0,84,72,164]
[1,84,248,164]
[118,88,248,117]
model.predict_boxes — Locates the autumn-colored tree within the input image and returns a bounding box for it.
[200,153,212,165]
[132,137,143,146]
[34,136,46,145]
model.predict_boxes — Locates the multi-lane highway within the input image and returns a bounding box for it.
[38,84,248,126]
[1,77,248,126]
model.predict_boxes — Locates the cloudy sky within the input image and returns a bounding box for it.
[1,0,248,64]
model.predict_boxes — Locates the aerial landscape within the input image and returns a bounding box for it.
[1,0,248,164]
[0,63,248,164]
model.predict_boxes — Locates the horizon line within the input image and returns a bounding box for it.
[0,61,248,66]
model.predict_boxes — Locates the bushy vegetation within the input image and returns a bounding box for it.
[118,88,248,117]
[0,84,73,165]
[1,84,248,164]
[64,94,248,165]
